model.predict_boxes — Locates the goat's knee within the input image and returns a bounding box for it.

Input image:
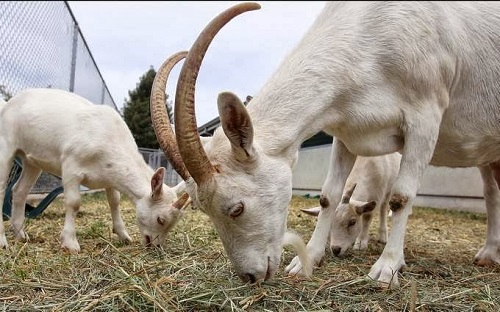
[389,193,410,212]
[319,194,330,209]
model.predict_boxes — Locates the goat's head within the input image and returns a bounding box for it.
[151,2,296,283]
[135,168,189,248]
[130,50,191,249]
[329,184,377,257]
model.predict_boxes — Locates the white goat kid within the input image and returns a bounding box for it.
[300,154,401,257]
[152,2,500,286]
[0,88,188,252]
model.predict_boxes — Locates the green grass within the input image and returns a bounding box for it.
[0,192,499,311]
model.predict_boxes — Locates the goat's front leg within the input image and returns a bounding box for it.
[286,138,356,276]
[377,192,391,244]
[10,162,42,242]
[0,153,14,249]
[60,178,82,253]
[105,188,132,243]
[354,212,374,250]
[474,164,500,265]
[368,110,442,287]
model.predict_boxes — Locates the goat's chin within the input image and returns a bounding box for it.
[141,235,165,249]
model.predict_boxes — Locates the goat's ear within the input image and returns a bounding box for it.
[217,92,255,162]
[151,167,166,200]
[354,200,377,215]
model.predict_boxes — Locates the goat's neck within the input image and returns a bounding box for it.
[115,161,155,203]
[247,67,337,164]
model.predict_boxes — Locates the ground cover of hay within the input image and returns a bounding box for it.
[1,192,499,311]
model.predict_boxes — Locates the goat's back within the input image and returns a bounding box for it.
[0,88,142,175]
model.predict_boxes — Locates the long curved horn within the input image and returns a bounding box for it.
[150,50,190,181]
[174,2,261,184]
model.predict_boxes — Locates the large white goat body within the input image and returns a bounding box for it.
[155,1,500,285]
[0,88,184,252]
[282,1,500,286]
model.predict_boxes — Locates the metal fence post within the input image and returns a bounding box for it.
[69,23,79,92]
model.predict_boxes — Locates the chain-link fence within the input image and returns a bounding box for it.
[1,1,183,198]
[0,1,117,108]
[138,148,183,187]
[1,1,121,195]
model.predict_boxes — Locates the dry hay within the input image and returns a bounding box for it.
[1,192,499,311]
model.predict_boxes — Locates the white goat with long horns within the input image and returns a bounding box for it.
[152,2,500,287]
[0,87,189,252]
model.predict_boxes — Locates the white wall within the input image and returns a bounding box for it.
[292,145,486,213]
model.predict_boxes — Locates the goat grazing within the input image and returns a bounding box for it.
[299,153,401,257]
[0,88,189,252]
[152,2,500,286]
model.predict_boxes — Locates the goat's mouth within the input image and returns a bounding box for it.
[143,234,165,248]
[144,235,152,247]
[331,245,349,258]
[238,257,274,284]
[265,256,273,281]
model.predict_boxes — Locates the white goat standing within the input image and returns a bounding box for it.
[300,153,401,257]
[151,2,500,286]
[0,88,189,252]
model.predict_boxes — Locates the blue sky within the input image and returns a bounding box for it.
[67,1,326,126]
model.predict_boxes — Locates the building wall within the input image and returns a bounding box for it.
[292,144,486,213]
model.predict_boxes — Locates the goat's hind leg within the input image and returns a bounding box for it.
[474,163,500,265]
[10,160,42,242]
[106,188,132,243]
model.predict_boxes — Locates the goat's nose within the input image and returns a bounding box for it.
[239,273,257,284]
[332,246,342,256]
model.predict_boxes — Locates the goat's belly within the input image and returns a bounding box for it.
[23,154,62,177]
[431,140,500,167]
[338,130,404,157]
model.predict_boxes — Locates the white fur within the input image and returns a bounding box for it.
[179,1,500,286]
[296,153,401,258]
[283,231,312,278]
[0,88,186,252]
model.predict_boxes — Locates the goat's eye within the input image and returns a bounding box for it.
[228,202,244,218]
[157,216,165,226]
[347,219,356,227]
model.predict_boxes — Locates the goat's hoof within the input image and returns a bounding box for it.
[61,239,81,254]
[121,236,133,244]
[474,246,500,266]
[62,245,81,254]
[0,236,8,249]
[15,231,29,243]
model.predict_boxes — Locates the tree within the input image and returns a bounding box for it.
[0,85,12,101]
[123,66,174,149]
